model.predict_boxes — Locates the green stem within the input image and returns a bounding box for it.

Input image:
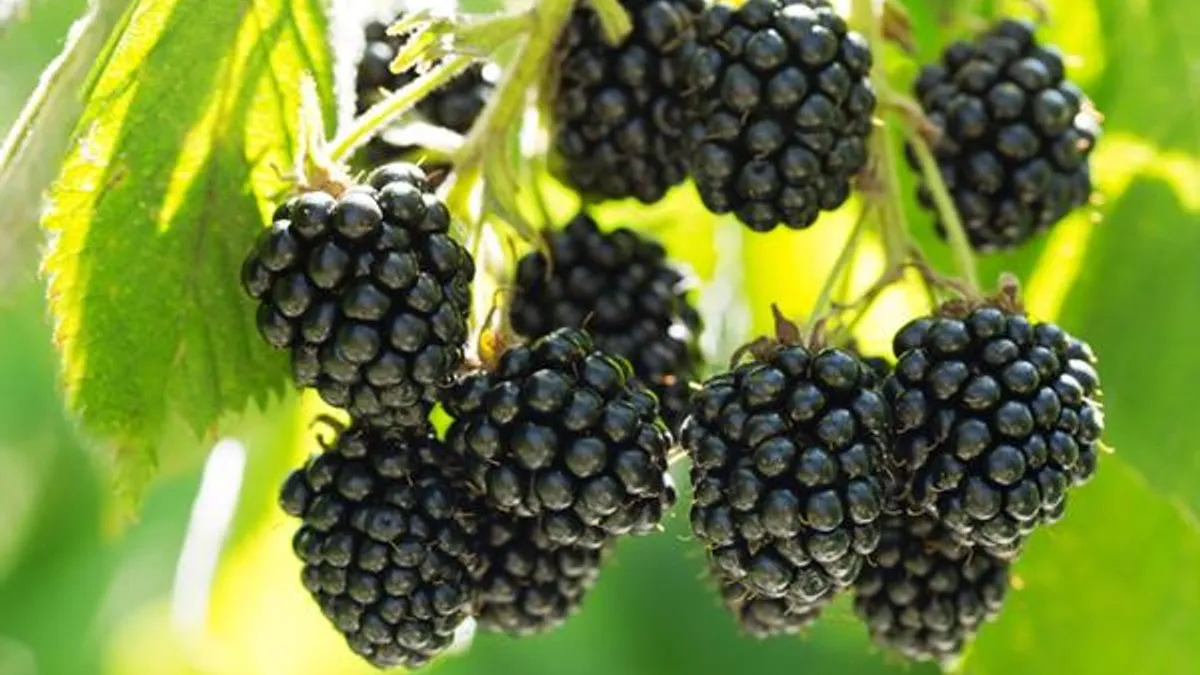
[586,0,633,44]
[453,0,577,172]
[906,131,980,291]
[808,207,870,329]
[329,54,475,163]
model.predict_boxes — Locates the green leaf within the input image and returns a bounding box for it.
[966,457,1200,674]
[40,0,334,503]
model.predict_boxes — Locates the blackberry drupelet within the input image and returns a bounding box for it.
[473,515,610,636]
[278,423,479,669]
[853,514,1009,663]
[445,328,676,544]
[241,163,474,428]
[885,303,1104,557]
[909,19,1100,251]
[552,0,706,203]
[510,214,702,435]
[715,570,831,637]
[683,344,891,609]
[684,0,875,231]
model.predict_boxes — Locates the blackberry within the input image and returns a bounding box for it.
[355,17,496,178]
[684,0,875,231]
[510,214,702,435]
[853,514,1009,663]
[885,303,1104,557]
[241,164,474,428]
[715,570,831,637]
[445,328,676,544]
[551,0,706,203]
[278,423,479,669]
[682,344,891,608]
[473,515,610,636]
[909,19,1100,251]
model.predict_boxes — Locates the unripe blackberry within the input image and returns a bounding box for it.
[473,515,610,636]
[715,570,831,637]
[909,19,1100,251]
[551,0,706,203]
[510,214,702,435]
[683,344,892,607]
[445,328,676,543]
[885,303,1104,557]
[279,423,479,669]
[241,164,474,428]
[684,0,875,231]
[853,514,1009,663]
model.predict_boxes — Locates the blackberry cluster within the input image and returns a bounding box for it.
[241,164,474,428]
[885,304,1104,558]
[715,571,831,637]
[853,514,1009,663]
[682,345,891,619]
[278,423,479,669]
[473,515,609,636]
[552,0,706,203]
[510,214,702,434]
[909,19,1100,251]
[684,0,875,231]
[446,328,676,544]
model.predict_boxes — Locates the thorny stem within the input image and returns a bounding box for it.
[905,130,980,291]
[329,54,476,163]
[453,0,577,172]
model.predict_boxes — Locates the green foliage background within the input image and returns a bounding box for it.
[0,1,1197,674]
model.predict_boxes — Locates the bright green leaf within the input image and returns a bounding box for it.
[967,457,1200,674]
[40,0,334,504]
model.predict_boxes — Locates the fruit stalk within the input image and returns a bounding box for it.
[584,0,632,44]
[906,131,979,290]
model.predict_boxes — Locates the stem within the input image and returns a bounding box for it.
[329,55,475,163]
[453,0,577,172]
[808,207,870,329]
[906,132,980,291]
[586,0,633,44]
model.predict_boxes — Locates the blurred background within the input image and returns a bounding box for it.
[1,0,1198,674]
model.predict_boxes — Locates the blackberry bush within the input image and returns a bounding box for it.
[241,163,474,428]
[278,423,479,669]
[885,301,1104,558]
[909,19,1100,251]
[510,213,702,434]
[445,328,676,544]
[473,515,610,636]
[854,514,1009,663]
[684,0,875,231]
[683,343,891,611]
[551,0,706,203]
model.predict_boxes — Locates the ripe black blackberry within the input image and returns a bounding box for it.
[278,423,479,669]
[909,19,1100,251]
[683,343,891,608]
[472,515,610,636]
[241,163,474,428]
[714,570,832,637]
[445,328,676,544]
[684,0,875,231]
[551,0,705,203]
[853,514,1009,663]
[885,299,1104,558]
[510,214,702,434]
